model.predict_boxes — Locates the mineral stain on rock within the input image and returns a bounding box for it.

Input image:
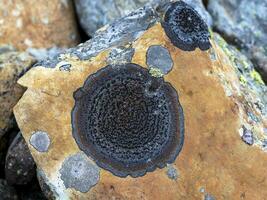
[59,153,100,193]
[146,45,173,75]
[72,63,184,178]
[29,131,51,153]
[162,1,211,51]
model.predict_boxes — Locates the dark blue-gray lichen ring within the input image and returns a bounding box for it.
[162,1,211,51]
[71,63,184,178]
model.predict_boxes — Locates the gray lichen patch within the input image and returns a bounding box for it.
[106,47,135,64]
[166,164,179,180]
[59,152,100,193]
[241,127,254,146]
[29,131,51,152]
[146,45,173,75]
[205,193,216,200]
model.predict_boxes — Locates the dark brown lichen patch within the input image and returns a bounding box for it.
[72,63,184,178]
[162,1,211,51]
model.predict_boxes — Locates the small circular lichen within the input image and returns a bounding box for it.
[162,1,211,51]
[30,131,51,153]
[72,63,184,177]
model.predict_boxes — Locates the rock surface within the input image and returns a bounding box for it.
[0,179,18,200]
[14,1,267,200]
[74,0,212,36]
[0,0,80,50]
[5,132,36,185]
[208,0,267,83]
[0,46,36,139]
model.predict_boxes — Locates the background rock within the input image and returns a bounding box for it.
[0,179,18,200]
[0,47,36,139]
[5,132,36,186]
[74,0,212,36]
[0,0,80,50]
[208,0,267,83]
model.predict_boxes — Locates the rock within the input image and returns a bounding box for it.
[74,0,212,36]
[37,168,58,200]
[14,1,267,199]
[0,47,36,139]
[0,0,80,50]
[18,178,47,200]
[207,0,267,83]
[0,179,19,200]
[5,132,36,185]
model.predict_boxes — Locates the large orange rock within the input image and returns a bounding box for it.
[14,2,267,200]
[0,0,80,50]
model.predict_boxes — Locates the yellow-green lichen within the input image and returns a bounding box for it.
[149,67,164,77]
[209,28,214,40]
[239,75,247,86]
[250,70,264,85]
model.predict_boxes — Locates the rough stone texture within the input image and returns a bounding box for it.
[37,169,58,200]
[5,132,36,185]
[0,0,80,50]
[208,0,267,83]
[0,179,19,200]
[74,0,212,36]
[14,2,267,199]
[0,47,36,139]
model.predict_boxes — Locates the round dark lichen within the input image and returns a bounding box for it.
[162,1,211,51]
[72,63,184,177]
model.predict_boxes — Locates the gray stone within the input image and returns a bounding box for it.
[5,132,36,185]
[208,0,267,83]
[74,0,212,37]
[59,152,100,193]
[146,45,173,74]
[107,47,135,64]
[37,168,58,200]
[27,47,64,62]
[30,131,50,152]
[0,179,19,200]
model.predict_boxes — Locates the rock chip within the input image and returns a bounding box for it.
[0,0,80,50]
[74,0,212,36]
[0,179,19,200]
[0,47,36,139]
[5,132,36,185]
[14,1,267,199]
[208,0,267,83]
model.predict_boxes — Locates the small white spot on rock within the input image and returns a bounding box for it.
[12,9,20,17]
[24,39,33,47]
[41,17,49,25]
[16,18,23,28]
[30,131,51,152]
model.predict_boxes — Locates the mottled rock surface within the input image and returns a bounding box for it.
[0,179,18,200]
[0,0,80,50]
[0,47,36,139]
[208,0,267,83]
[74,0,212,36]
[5,132,35,185]
[14,1,267,200]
